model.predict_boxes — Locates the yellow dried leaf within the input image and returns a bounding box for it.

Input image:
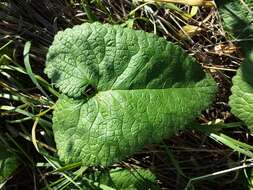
[178,25,202,39]
[137,0,215,6]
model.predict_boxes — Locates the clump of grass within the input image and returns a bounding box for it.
[0,0,252,189]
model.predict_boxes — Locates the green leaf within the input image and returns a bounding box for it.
[100,168,159,190]
[229,58,253,131]
[45,22,216,166]
[217,0,253,54]
[218,0,253,131]
[0,145,19,186]
[217,0,253,33]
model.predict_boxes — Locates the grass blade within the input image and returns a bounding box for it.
[23,41,50,100]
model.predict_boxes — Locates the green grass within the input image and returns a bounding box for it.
[0,0,253,189]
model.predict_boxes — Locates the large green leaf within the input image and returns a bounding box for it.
[217,0,253,131]
[0,145,19,186]
[45,22,216,166]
